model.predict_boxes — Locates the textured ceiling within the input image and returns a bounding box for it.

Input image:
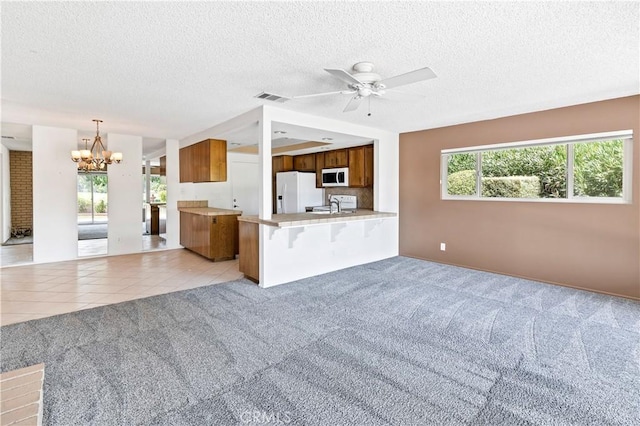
[1,1,638,155]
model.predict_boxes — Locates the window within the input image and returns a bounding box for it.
[442,130,632,203]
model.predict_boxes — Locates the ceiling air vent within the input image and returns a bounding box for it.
[254,92,290,103]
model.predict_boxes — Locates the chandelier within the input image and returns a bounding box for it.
[71,119,122,172]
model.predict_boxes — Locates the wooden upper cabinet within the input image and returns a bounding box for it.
[272,155,293,176]
[364,145,374,187]
[324,149,348,168]
[179,146,193,182]
[159,156,166,176]
[348,144,374,187]
[179,139,227,183]
[315,152,325,188]
[293,153,316,172]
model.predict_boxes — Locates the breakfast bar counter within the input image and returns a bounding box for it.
[236,209,396,228]
[237,209,398,286]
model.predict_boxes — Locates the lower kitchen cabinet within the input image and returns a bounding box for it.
[180,212,239,261]
[238,221,259,282]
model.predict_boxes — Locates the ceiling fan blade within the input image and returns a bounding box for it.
[382,89,427,102]
[324,68,364,86]
[292,90,355,99]
[379,67,437,89]
[343,96,363,112]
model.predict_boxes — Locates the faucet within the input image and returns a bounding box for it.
[329,198,341,214]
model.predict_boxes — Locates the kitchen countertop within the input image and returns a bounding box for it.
[237,209,396,227]
[178,207,242,216]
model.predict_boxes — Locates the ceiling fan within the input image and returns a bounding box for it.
[292,62,437,113]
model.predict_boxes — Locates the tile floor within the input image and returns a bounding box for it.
[0,248,244,326]
[1,235,167,267]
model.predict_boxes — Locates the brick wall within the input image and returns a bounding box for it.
[9,151,33,231]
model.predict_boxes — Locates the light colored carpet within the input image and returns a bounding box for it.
[1,257,638,424]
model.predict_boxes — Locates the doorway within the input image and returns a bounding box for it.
[77,172,108,256]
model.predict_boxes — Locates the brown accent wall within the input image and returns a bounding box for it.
[399,96,640,299]
[9,151,33,231]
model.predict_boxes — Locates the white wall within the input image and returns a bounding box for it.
[32,125,78,263]
[177,152,258,209]
[257,106,400,286]
[0,144,10,243]
[164,139,181,249]
[107,133,143,255]
[261,217,398,287]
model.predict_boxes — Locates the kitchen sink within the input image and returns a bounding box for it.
[309,210,356,215]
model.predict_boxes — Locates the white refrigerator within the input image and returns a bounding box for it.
[276,171,323,214]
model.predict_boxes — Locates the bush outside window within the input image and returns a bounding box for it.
[442,131,631,203]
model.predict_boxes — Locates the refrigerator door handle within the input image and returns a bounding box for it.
[281,183,287,214]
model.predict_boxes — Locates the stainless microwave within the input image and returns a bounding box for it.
[321,167,349,187]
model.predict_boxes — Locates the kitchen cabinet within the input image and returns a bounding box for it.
[323,149,348,168]
[348,145,374,187]
[272,155,293,213]
[180,211,239,261]
[179,145,193,182]
[159,156,166,176]
[293,153,316,172]
[179,139,227,183]
[364,144,374,187]
[238,221,259,282]
[315,151,325,188]
[273,155,293,174]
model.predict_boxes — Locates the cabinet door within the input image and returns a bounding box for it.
[324,149,348,167]
[273,155,293,174]
[208,139,227,182]
[293,153,316,172]
[315,152,325,188]
[364,145,374,187]
[209,215,238,260]
[348,146,365,187]
[180,212,191,247]
[191,141,210,182]
[192,214,210,257]
[239,221,259,282]
[160,156,166,176]
[179,146,192,182]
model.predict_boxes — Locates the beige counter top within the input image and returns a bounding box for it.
[237,209,396,227]
[178,207,242,216]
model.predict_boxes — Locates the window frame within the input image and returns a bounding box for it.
[441,130,633,204]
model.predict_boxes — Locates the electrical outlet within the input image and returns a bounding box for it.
[440,242,446,251]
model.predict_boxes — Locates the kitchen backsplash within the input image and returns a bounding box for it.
[323,187,373,209]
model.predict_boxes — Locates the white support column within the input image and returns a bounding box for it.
[32,125,78,263]
[144,160,151,203]
[165,139,181,249]
[258,107,272,286]
[107,133,143,255]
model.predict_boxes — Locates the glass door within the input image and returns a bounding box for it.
[77,173,108,256]
[77,173,108,224]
